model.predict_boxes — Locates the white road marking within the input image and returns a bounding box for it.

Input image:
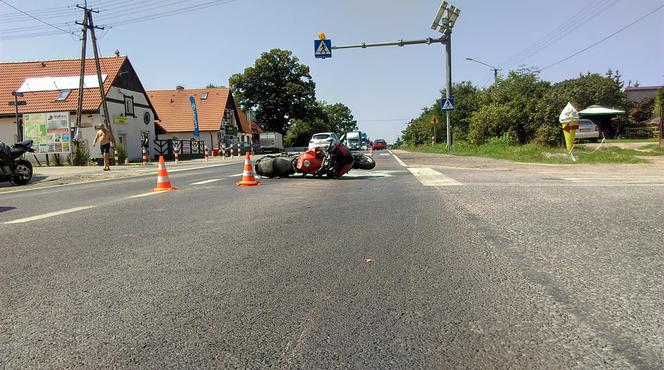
[190,178,223,185]
[408,167,462,186]
[125,192,164,199]
[378,153,390,156]
[344,170,407,178]
[4,206,97,224]
[563,177,664,184]
[230,174,243,178]
[388,150,408,167]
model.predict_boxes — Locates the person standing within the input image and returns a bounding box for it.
[92,125,116,171]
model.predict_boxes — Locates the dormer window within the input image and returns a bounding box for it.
[201,92,208,100]
[55,89,71,101]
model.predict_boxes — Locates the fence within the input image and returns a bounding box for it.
[153,139,207,160]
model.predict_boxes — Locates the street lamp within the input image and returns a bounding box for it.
[466,57,500,84]
[431,1,461,149]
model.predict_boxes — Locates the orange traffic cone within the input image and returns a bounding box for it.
[368,147,374,156]
[152,155,177,191]
[236,152,260,187]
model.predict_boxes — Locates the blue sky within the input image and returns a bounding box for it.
[1,0,663,142]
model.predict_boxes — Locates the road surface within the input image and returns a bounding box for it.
[1,151,663,368]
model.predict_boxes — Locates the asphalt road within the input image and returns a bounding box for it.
[1,151,663,368]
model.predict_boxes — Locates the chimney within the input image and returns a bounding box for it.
[176,85,184,90]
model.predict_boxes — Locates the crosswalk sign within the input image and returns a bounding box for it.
[441,98,455,111]
[314,39,332,59]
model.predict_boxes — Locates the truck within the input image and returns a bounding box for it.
[259,132,284,153]
[341,131,363,150]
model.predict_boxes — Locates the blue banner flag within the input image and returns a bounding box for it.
[189,96,200,138]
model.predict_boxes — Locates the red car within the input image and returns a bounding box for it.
[372,139,387,150]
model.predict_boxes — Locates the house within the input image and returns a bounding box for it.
[624,86,662,102]
[148,86,256,154]
[237,109,263,143]
[0,55,158,162]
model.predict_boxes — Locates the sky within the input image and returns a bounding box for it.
[1,0,663,142]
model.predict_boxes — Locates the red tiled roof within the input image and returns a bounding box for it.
[237,109,253,134]
[0,56,126,116]
[148,88,231,133]
[251,122,263,134]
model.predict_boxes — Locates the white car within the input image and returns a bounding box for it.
[575,119,601,142]
[308,132,340,150]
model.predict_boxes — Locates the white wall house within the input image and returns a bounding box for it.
[0,56,158,162]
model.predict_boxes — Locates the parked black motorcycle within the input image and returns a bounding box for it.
[0,140,34,185]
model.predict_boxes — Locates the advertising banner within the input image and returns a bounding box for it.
[23,112,71,154]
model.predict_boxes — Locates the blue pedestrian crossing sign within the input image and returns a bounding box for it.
[314,39,332,59]
[441,98,455,111]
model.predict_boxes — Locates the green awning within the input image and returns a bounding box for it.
[579,105,625,116]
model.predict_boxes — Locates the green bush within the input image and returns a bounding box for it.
[114,143,127,164]
[72,141,90,166]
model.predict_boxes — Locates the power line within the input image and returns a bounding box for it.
[499,0,620,69]
[539,2,664,72]
[0,0,73,35]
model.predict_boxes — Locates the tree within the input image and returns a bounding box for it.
[206,83,226,89]
[284,118,331,147]
[654,87,664,118]
[322,102,357,135]
[400,81,481,145]
[471,69,550,144]
[629,97,654,124]
[533,72,630,144]
[229,49,317,134]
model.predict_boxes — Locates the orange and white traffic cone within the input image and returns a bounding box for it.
[368,147,374,156]
[152,155,177,192]
[236,152,260,187]
[204,145,209,161]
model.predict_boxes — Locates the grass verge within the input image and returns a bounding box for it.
[398,142,664,164]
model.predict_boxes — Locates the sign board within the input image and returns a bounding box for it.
[559,102,579,151]
[114,115,128,125]
[441,98,455,111]
[23,112,71,154]
[430,116,439,126]
[314,39,332,59]
[189,96,200,138]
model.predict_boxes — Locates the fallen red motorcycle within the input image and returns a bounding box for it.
[255,142,375,179]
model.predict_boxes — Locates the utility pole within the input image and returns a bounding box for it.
[75,4,111,135]
[316,1,460,149]
[74,9,88,139]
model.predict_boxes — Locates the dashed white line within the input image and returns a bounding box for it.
[125,192,164,199]
[190,178,223,185]
[408,167,462,187]
[388,150,408,167]
[4,206,97,224]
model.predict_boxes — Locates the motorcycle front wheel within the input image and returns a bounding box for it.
[11,160,32,185]
[352,155,376,170]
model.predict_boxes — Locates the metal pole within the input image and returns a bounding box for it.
[445,33,452,149]
[494,68,498,84]
[14,93,21,142]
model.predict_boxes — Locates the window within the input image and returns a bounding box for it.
[124,96,134,116]
[55,90,71,101]
[201,92,208,100]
